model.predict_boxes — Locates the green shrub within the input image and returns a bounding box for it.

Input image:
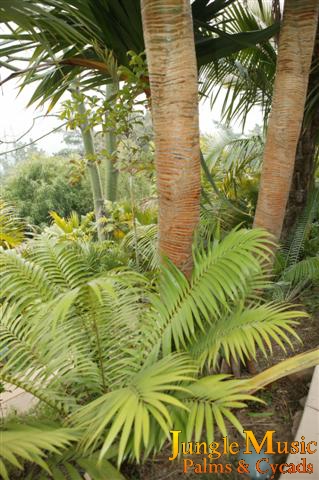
[1,154,92,226]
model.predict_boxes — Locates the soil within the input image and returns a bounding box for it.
[123,299,319,480]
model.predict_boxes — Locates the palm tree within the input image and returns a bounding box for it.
[201,1,319,240]
[283,23,319,237]
[72,89,106,241]
[0,0,278,247]
[140,0,200,277]
[253,0,319,246]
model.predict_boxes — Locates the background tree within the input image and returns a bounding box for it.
[2,154,92,225]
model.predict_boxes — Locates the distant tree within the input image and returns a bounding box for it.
[2,154,92,225]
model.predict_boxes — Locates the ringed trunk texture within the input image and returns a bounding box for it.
[104,82,119,202]
[282,24,319,239]
[253,0,319,246]
[141,0,201,278]
[76,97,106,242]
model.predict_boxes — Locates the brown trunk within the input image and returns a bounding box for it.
[282,25,319,239]
[253,0,319,249]
[272,0,281,45]
[140,0,201,278]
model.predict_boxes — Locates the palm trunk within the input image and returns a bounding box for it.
[104,82,119,202]
[75,97,106,241]
[141,0,201,278]
[253,0,319,248]
[282,24,319,239]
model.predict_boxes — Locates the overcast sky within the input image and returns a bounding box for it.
[0,0,278,158]
[0,75,263,158]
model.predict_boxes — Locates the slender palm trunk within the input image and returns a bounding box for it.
[282,24,319,239]
[141,0,201,278]
[253,0,319,247]
[104,82,119,202]
[75,98,106,241]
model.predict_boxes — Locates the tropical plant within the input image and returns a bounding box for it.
[200,1,319,237]
[273,188,319,300]
[200,1,276,129]
[0,1,278,108]
[253,0,319,246]
[141,0,201,277]
[0,0,278,266]
[0,199,25,248]
[1,228,318,479]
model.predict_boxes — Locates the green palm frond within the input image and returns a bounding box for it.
[190,303,304,369]
[178,375,258,443]
[204,128,264,176]
[0,248,55,309]
[200,1,276,129]
[122,223,158,271]
[150,229,274,355]
[0,0,278,107]
[0,425,77,480]
[49,211,81,234]
[26,237,91,290]
[284,188,319,267]
[0,199,25,249]
[282,256,319,284]
[71,354,196,465]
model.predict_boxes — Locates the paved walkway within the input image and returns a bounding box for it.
[279,365,319,479]
[0,382,38,417]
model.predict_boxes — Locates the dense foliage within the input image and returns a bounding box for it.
[2,155,92,226]
[0,228,311,479]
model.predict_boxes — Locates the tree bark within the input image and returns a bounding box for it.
[282,25,319,239]
[253,0,319,247]
[76,97,106,242]
[141,0,201,278]
[104,82,119,202]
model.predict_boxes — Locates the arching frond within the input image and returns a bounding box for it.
[0,199,25,249]
[190,303,304,369]
[149,229,274,355]
[122,223,158,271]
[71,354,196,465]
[0,228,311,475]
[0,425,77,480]
[283,256,319,284]
[199,2,276,129]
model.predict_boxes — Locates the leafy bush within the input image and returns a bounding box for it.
[1,154,92,226]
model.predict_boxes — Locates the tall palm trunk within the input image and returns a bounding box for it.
[75,97,106,242]
[253,0,319,247]
[104,82,119,202]
[282,24,319,238]
[141,0,201,278]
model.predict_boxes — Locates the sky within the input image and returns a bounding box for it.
[0,0,277,158]
[0,76,263,158]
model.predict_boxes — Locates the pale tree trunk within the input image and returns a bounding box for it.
[104,82,119,202]
[141,0,201,278]
[253,0,319,249]
[75,97,106,242]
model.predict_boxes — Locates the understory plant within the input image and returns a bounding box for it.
[0,228,318,479]
[273,187,319,300]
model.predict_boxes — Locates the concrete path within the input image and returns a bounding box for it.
[0,382,38,417]
[279,365,319,479]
